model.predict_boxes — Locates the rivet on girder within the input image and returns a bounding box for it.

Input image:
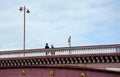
[21,70,26,75]
[49,70,54,76]
[80,72,86,77]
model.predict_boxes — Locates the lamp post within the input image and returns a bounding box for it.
[19,6,30,55]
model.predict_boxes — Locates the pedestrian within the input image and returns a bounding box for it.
[45,43,49,49]
[45,43,49,55]
[51,45,54,48]
[51,45,55,55]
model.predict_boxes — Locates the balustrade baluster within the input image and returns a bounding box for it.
[66,49,68,55]
[93,48,95,54]
[4,54,6,58]
[35,51,37,56]
[80,49,82,54]
[107,47,111,52]
[98,48,100,53]
[108,47,110,53]
[111,47,114,52]
[21,53,23,57]
[58,50,60,55]
[73,50,77,54]
[107,47,109,53]
[78,49,80,54]
[77,49,80,54]
[11,54,13,58]
[86,48,89,54]
[99,48,102,53]
[5,54,7,58]
[37,51,39,56]
[88,48,90,54]
[85,48,87,54]
[55,51,58,55]
[88,48,91,54]
[118,47,120,52]
[13,54,15,57]
[39,51,42,56]
[94,48,96,54]
[72,49,74,54]
[40,51,43,56]
[83,48,85,54]
[33,52,35,56]
[77,49,79,54]
[86,48,88,54]
[81,49,84,54]
[76,49,78,54]
[38,51,40,56]
[75,49,77,54]
[103,47,106,53]
[64,50,67,55]
[104,47,106,53]
[57,51,61,55]
[95,48,97,54]
[9,54,11,58]
[108,47,111,53]
[62,50,64,55]
[34,52,37,56]
[109,47,111,53]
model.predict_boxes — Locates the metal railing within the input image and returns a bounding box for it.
[0,44,120,58]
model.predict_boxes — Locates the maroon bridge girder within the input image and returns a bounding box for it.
[0,66,120,77]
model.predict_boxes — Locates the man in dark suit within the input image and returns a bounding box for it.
[45,43,49,49]
[45,43,49,55]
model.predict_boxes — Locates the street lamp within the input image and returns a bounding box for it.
[19,6,30,52]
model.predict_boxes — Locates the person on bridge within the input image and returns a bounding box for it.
[51,45,54,49]
[45,43,49,55]
[51,45,55,55]
[45,43,49,49]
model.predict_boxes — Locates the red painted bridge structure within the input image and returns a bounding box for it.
[0,44,120,77]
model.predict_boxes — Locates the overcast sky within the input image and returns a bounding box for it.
[0,0,120,51]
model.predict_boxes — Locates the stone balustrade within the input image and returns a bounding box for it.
[0,44,120,58]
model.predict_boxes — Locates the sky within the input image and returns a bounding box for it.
[0,0,120,51]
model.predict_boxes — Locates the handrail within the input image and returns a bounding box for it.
[0,44,120,58]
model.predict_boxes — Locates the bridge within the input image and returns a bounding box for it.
[0,44,120,77]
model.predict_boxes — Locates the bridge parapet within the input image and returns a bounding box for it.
[0,44,120,58]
